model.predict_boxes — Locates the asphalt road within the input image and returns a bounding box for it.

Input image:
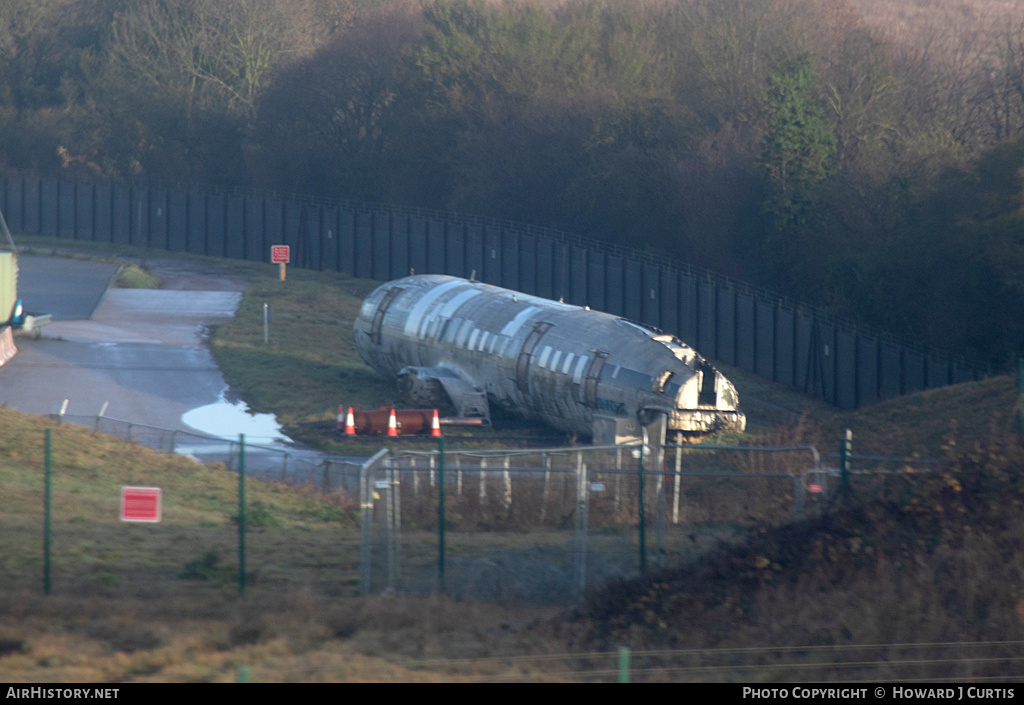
[0,255,247,434]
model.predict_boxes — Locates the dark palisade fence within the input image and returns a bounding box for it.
[0,172,989,409]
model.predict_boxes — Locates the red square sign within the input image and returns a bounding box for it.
[120,486,162,522]
[271,245,290,264]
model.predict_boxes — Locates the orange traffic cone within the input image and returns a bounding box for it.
[344,406,356,435]
[430,409,442,437]
[387,407,398,436]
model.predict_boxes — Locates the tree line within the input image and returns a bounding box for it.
[1,0,1023,365]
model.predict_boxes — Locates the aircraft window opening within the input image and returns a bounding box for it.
[549,351,562,372]
[561,353,575,374]
[478,331,490,351]
[572,356,587,384]
[468,328,480,350]
[537,346,552,369]
[698,361,718,406]
[653,370,675,393]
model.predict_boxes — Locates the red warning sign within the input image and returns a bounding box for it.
[271,245,290,264]
[120,486,162,522]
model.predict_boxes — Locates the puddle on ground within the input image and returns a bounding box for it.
[181,394,291,444]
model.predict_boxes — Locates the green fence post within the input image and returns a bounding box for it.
[618,646,631,683]
[44,428,52,596]
[438,437,446,595]
[238,434,246,596]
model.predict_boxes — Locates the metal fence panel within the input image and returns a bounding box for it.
[58,181,77,239]
[716,287,736,366]
[834,329,857,409]
[354,210,373,279]
[775,306,795,386]
[571,246,588,306]
[187,190,207,254]
[623,258,642,322]
[696,278,715,358]
[264,198,284,252]
[735,293,755,372]
[23,177,40,234]
[427,219,446,275]
[483,226,502,285]
[112,183,131,245]
[857,336,880,406]
[165,190,187,251]
[408,214,427,276]
[819,321,837,405]
[41,178,58,237]
[927,354,950,389]
[391,213,409,278]
[903,349,926,394]
[605,255,623,317]
[587,250,606,312]
[756,301,775,380]
[445,221,465,279]
[795,314,815,398]
[93,183,112,242]
[303,204,319,270]
[225,194,245,260]
[5,176,23,232]
[372,211,391,280]
[678,273,697,346]
[535,236,554,300]
[282,200,302,262]
[502,229,519,289]
[519,234,537,296]
[952,360,975,385]
[879,342,902,400]
[207,193,227,258]
[464,223,483,281]
[75,182,94,241]
[641,264,659,328]
[243,196,264,262]
[149,189,168,250]
[660,268,678,338]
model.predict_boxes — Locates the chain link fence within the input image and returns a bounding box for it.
[357,442,829,604]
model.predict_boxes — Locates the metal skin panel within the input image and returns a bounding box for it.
[353,275,746,441]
